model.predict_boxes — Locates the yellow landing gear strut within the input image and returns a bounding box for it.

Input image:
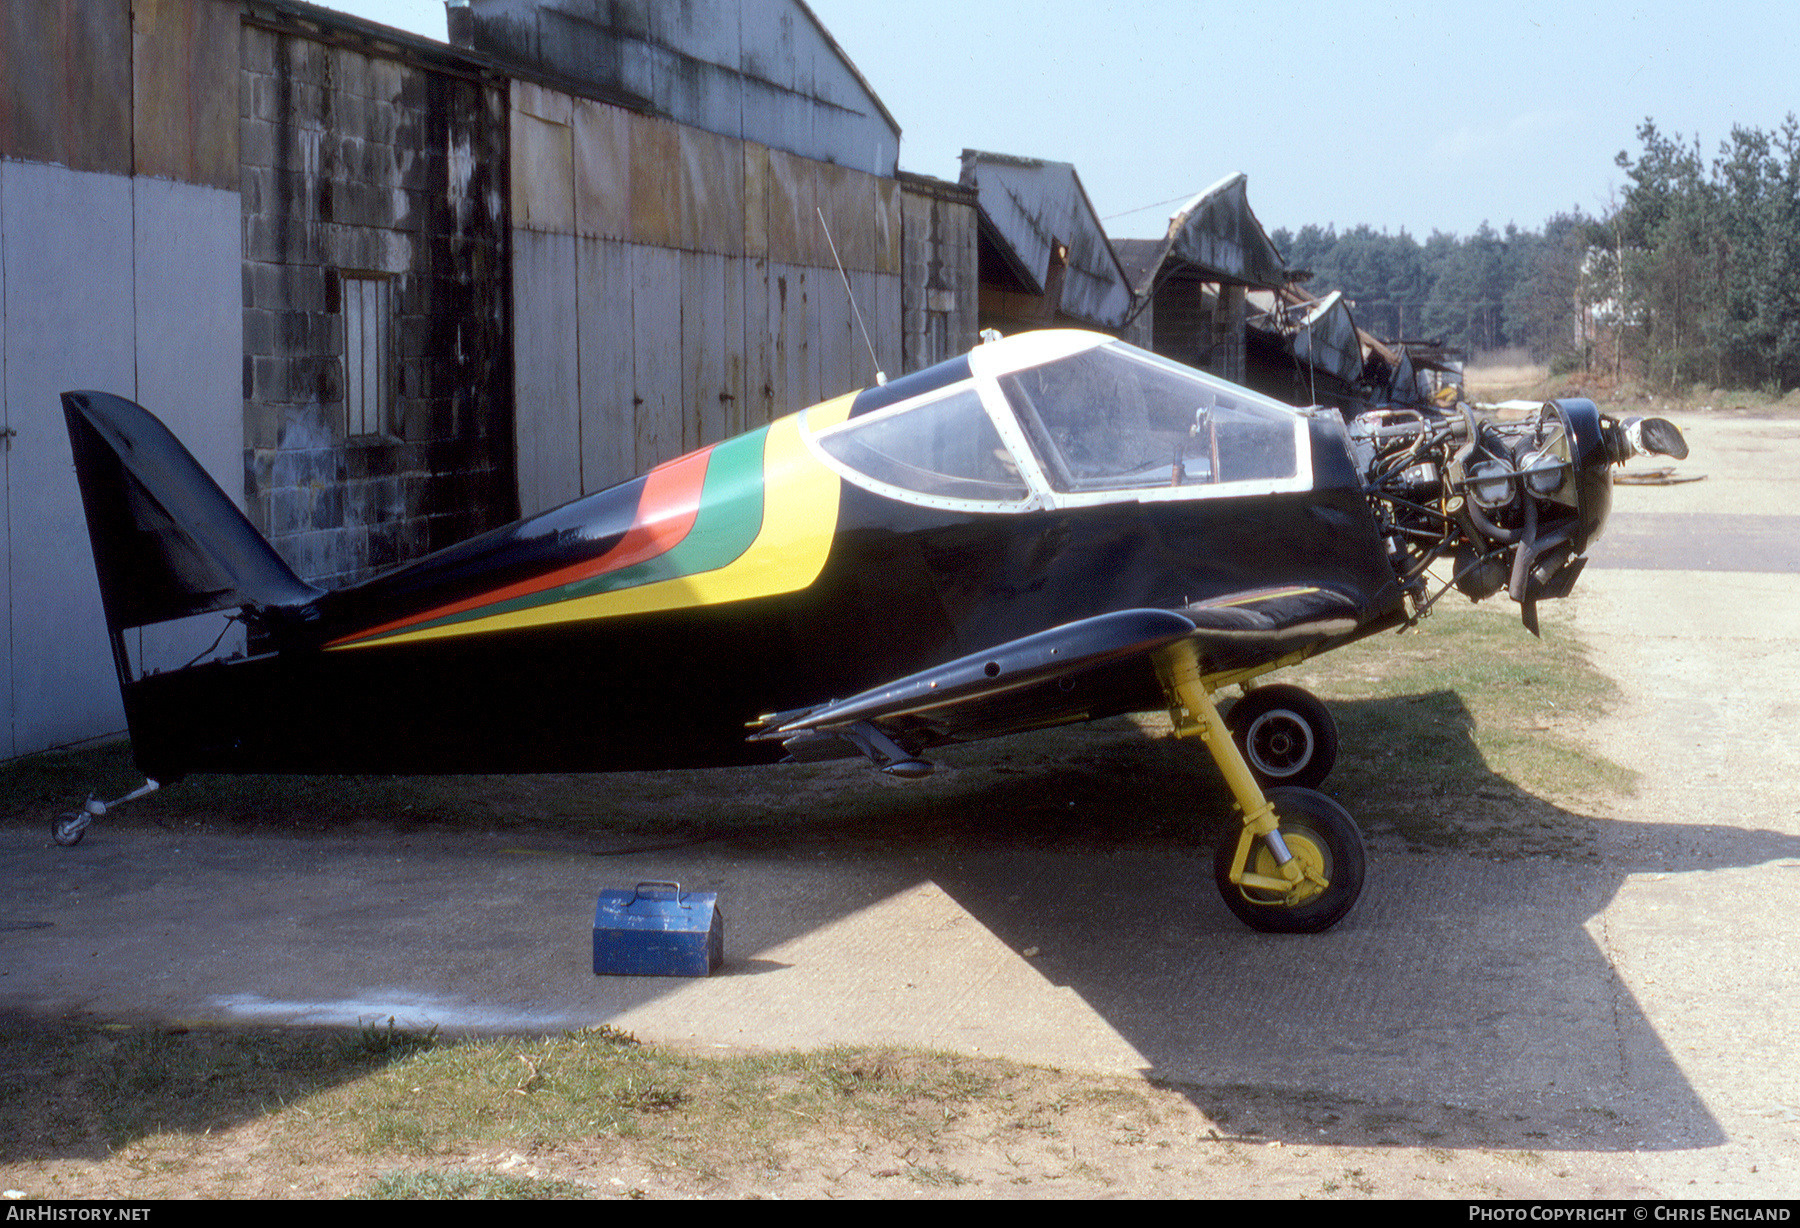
[1155,640,1366,933]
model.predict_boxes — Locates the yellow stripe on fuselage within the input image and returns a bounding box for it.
[334,394,856,649]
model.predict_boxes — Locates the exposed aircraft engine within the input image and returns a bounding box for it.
[1350,400,1688,633]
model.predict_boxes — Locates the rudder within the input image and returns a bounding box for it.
[61,391,320,644]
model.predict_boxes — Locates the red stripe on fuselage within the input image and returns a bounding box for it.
[329,447,715,646]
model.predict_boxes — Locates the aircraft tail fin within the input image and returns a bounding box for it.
[61,391,321,639]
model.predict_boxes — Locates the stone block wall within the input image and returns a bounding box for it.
[240,20,514,586]
[1151,277,1247,384]
[899,173,979,374]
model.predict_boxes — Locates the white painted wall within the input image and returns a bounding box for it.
[0,160,242,759]
[129,176,248,694]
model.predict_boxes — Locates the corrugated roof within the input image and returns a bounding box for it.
[959,150,1134,327]
[463,0,900,176]
[1130,173,1290,294]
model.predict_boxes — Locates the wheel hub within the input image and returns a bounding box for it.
[1247,712,1313,775]
[1244,830,1328,907]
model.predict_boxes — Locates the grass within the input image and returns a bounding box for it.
[1282,599,1632,857]
[1464,358,1551,401]
[0,1018,1097,1198]
[354,1169,596,1199]
[0,1018,445,1159]
[1462,354,1800,419]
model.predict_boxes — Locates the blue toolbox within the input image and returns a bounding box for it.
[592,881,724,977]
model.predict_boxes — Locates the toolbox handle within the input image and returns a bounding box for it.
[630,881,688,907]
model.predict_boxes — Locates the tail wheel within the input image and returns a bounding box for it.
[1226,684,1338,789]
[1214,787,1365,933]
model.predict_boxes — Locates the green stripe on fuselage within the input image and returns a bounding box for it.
[357,428,770,642]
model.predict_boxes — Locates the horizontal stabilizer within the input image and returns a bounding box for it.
[62,391,320,634]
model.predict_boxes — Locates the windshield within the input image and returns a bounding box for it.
[805,334,1313,512]
[816,386,1030,503]
[1000,343,1300,492]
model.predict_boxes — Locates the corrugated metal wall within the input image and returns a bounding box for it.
[0,0,242,757]
[511,80,902,512]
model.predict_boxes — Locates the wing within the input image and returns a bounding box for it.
[750,586,1369,768]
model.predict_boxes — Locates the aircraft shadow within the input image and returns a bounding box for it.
[547,688,1759,1153]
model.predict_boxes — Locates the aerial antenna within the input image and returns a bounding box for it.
[817,208,886,386]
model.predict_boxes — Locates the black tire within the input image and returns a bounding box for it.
[1213,787,1364,933]
[1226,684,1338,789]
[52,813,86,847]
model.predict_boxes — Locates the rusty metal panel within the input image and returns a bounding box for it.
[741,141,770,261]
[739,76,816,164]
[722,256,748,437]
[468,0,899,176]
[815,162,872,272]
[131,0,238,188]
[844,269,892,394]
[815,263,855,400]
[629,112,680,249]
[577,236,637,492]
[2,0,132,172]
[514,229,581,515]
[873,175,901,277]
[736,0,801,87]
[630,244,682,470]
[679,125,744,256]
[513,78,573,125]
[868,270,903,381]
[646,0,739,71]
[511,110,575,235]
[1289,291,1365,386]
[1165,174,1289,291]
[961,152,1133,328]
[734,0,898,175]
[573,98,632,241]
[764,148,820,268]
[806,96,898,181]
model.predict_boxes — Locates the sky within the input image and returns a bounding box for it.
[312,0,1799,242]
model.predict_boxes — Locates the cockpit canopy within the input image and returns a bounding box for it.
[803,331,1317,513]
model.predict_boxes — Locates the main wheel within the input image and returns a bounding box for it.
[1226,684,1338,789]
[1213,787,1364,933]
[52,812,87,847]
